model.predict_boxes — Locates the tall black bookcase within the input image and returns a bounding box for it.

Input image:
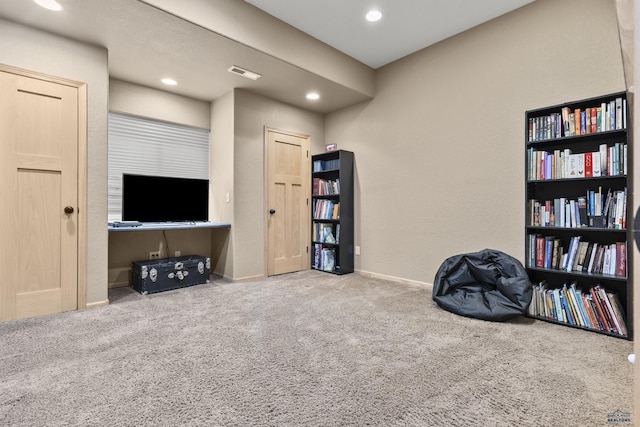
[311,149,354,275]
[525,91,631,339]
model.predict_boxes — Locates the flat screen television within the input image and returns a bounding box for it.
[122,174,209,222]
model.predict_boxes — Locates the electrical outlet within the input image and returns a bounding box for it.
[174,250,181,257]
[355,246,360,256]
[149,251,161,260]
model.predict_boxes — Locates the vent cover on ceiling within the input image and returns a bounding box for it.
[227,65,262,80]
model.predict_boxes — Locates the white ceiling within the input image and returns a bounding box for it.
[0,0,533,113]
[245,0,534,68]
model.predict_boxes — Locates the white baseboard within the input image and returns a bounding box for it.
[108,281,129,289]
[355,269,433,290]
[232,274,267,282]
[86,299,109,309]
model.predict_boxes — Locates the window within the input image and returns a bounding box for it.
[108,112,210,221]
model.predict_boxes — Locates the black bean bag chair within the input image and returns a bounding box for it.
[432,249,532,321]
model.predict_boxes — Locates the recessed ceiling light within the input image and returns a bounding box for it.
[365,10,382,22]
[161,78,177,86]
[306,92,320,101]
[34,0,62,11]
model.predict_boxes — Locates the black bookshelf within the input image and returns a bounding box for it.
[525,91,632,339]
[311,150,354,275]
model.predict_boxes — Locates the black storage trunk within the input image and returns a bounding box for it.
[131,255,210,294]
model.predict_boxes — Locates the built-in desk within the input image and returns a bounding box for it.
[107,221,231,287]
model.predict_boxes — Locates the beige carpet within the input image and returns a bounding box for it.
[0,270,633,426]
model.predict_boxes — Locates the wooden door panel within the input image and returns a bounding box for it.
[272,181,286,259]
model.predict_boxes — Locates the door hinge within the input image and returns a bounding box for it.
[306,198,309,206]
[306,246,309,253]
[307,150,309,158]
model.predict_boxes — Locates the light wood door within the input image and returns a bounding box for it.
[0,70,79,321]
[266,129,310,276]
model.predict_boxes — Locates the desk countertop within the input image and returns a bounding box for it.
[108,221,231,232]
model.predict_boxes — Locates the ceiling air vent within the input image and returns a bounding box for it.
[227,65,262,81]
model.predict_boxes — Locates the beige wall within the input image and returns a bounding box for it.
[232,89,324,279]
[109,78,211,129]
[326,0,626,284]
[0,19,109,305]
[210,91,235,278]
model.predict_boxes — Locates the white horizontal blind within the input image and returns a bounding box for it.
[108,112,210,221]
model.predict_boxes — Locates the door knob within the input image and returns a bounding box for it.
[64,206,74,215]
[269,209,276,214]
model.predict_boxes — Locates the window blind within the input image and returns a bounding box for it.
[108,112,210,221]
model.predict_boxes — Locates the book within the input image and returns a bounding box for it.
[584,152,592,177]
[607,292,628,336]
[322,248,335,272]
[567,153,586,178]
[563,236,580,271]
[574,241,588,272]
[596,286,622,335]
[577,197,587,227]
[591,152,601,176]
[615,242,626,277]
[581,243,593,272]
[576,153,584,177]
[535,236,545,268]
[615,97,623,129]
[586,243,598,273]
[599,144,608,175]
[569,112,576,135]
[569,283,589,328]
[561,107,571,136]
[590,287,613,333]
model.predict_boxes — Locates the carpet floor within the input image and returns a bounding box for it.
[0,270,633,426]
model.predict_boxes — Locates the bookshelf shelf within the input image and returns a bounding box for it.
[527,129,627,146]
[527,314,627,339]
[311,150,354,275]
[526,266,627,281]
[525,91,631,339]
[527,226,626,233]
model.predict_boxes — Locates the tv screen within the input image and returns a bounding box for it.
[122,174,209,222]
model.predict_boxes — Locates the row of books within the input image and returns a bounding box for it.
[527,143,627,181]
[313,199,339,220]
[312,222,340,244]
[312,244,336,272]
[528,188,627,229]
[312,178,340,196]
[528,97,626,142]
[528,282,627,336]
[527,234,626,277]
[313,159,340,172]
